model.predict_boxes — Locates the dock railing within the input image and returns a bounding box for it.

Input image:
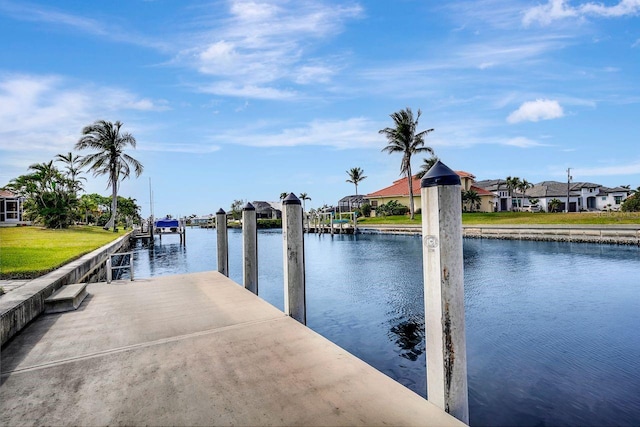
[106,252,134,283]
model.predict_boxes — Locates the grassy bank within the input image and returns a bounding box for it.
[0,226,126,279]
[357,211,640,226]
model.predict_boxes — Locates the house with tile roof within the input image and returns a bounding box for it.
[0,189,25,225]
[475,180,632,212]
[366,171,496,214]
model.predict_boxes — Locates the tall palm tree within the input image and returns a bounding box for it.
[75,120,143,231]
[505,176,521,211]
[379,107,434,220]
[518,179,533,210]
[416,156,440,179]
[299,192,311,212]
[345,167,367,195]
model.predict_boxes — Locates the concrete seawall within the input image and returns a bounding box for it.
[359,224,640,245]
[0,233,131,346]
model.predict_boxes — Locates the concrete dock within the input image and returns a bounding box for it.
[1,271,464,426]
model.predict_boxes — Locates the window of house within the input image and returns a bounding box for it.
[602,197,607,201]
[371,201,378,208]
[614,196,623,204]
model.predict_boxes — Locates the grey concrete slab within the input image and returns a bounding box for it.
[1,271,464,426]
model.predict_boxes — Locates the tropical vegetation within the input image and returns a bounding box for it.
[345,167,367,195]
[4,160,80,228]
[75,120,143,232]
[380,107,434,220]
[416,156,440,179]
[299,193,311,212]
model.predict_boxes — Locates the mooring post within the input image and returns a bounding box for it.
[129,253,134,281]
[106,257,112,284]
[282,193,306,324]
[216,208,229,277]
[420,160,469,424]
[242,202,258,295]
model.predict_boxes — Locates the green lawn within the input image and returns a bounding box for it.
[0,226,126,279]
[357,211,640,225]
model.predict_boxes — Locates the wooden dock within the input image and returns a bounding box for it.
[0,271,464,426]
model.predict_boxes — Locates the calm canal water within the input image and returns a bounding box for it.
[130,227,640,426]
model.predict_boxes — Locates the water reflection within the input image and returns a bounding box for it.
[388,316,424,361]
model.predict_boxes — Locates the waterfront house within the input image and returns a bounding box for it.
[366,171,495,214]
[0,189,25,225]
[475,180,632,212]
[252,201,282,219]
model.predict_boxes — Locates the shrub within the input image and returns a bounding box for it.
[360,203,372,217]
[377,200,409,216]
[621,194,640,212]
[257,219,282,228]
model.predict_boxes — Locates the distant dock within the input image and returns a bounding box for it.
[1,271,463,426]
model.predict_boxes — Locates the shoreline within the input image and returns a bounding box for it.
[358,224,640,245]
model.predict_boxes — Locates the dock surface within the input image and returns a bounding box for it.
[1,271,463,426]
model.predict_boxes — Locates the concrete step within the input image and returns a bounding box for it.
[44,283,88,314]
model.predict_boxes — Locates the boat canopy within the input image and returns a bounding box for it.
[155,218,179,228]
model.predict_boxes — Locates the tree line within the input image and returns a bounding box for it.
[3,120,143,229]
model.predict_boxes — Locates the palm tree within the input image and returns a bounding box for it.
[518,179,533,210]
[505,176,521,211]
[462,189,481,212]
[345,167,367,195]
[55,152,85,194]
[548,198,562,213]
[280,192,289,201]
[416,156,440,179]
[299,192,311,212]
[379,107,434,220]
[75,120,143,232]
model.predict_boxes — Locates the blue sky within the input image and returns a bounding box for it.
[1,0,639,217]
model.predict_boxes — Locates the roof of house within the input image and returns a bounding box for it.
[367,171,488,198]
[472,179,508,192]
[0,189,18,198]
[470,185,494,196]
[251,201,282,213]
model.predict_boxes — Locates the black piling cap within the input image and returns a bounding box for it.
[283,193,301,205]
[243,202,255,211]
[420,160,461,188]
[216,208,226,214]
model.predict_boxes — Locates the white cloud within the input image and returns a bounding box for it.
[503,137,546,148]
[212,117,380,149]
[507,99,564,123]
[178,0,363,98]
[0,1,167,50]
[523,0,640,26]
[199,82,297,100]
[0,73,167,159]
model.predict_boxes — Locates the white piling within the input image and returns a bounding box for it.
[420,160,469,424]
[129,253,134,281]
[282,193,306,324]
[106,257,112,284]
[243,202,258,295]
[216,208,229,277]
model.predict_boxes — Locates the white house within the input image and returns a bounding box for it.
[475,180,632,212]
[0,190,25,225]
